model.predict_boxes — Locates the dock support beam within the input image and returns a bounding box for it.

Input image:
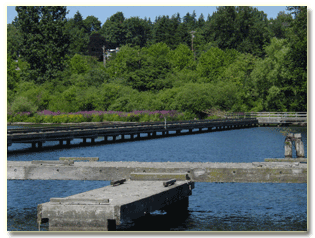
[32,142,42,149]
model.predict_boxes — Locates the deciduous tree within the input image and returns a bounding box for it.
[15,6,70,82]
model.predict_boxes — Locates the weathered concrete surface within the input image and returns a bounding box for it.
[284,136,293,158]
[264,158,307,163]
[59,157,99,161]
[38,180,194,231]
[130,172,190,181]
[294,133,305,158]
[7,161,307,183]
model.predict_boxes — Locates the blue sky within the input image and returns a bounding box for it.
[7,6,291,25]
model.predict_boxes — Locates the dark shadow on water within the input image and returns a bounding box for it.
[117,211,190,231]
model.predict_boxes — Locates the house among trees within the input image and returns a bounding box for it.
[87,33,108,60]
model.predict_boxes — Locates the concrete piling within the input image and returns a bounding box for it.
[284,133,305,159]
[294,133,305,158]
[284,135,293,158]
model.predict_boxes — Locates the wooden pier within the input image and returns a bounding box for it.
[7,159,307,231]
[7,118,258,149]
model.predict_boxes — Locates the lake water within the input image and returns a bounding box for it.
[7,126,308,231]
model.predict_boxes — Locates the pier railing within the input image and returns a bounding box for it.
[225,112,307,125]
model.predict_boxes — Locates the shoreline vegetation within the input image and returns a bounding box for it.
[7,7,307,121]
[7,110,223,124]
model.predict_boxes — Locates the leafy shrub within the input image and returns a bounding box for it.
[10,96,38,115]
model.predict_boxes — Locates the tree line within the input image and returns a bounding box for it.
[7,6,307,120]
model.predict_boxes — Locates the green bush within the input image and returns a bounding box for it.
[10,96,38,114]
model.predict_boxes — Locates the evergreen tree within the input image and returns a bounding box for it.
[124,17,151,47]
[183,11,196,30]
[65,12,89,56]
[73,11,84,29]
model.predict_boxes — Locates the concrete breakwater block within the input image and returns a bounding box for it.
[37,180,194,231]
[8,161,307,183]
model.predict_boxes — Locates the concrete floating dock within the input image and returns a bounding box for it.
[37,180,194,231]
[7,161,307,183]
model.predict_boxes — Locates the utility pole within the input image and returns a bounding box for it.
[190,31,196,60]
[102,45,106,67]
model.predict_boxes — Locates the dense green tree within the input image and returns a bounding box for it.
[151,15,175,47]
[268,11,292,39]
[69,54,90,74]
[196,47,239,82]
[234,6,270,56]
[203,7,237,49]
[197,13,206,28]
[250,38,290,111]
[73,11,84,28]
[285,6,307,111]
[182,11,197,30]
[100,12,126,49]
[107,43,172,91]
[220,53,260,111]
[7,56,20,91]
[65,11,89,55]
[124,17,151,47]
[204,6,270,56]
[7,24,23,59]
[15,6,70,82]
[83,16,102,34]
[167,44,195,71]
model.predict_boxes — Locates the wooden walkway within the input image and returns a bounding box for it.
[7,118,258,149]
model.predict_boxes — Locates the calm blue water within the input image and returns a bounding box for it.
[7,126,307,231]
